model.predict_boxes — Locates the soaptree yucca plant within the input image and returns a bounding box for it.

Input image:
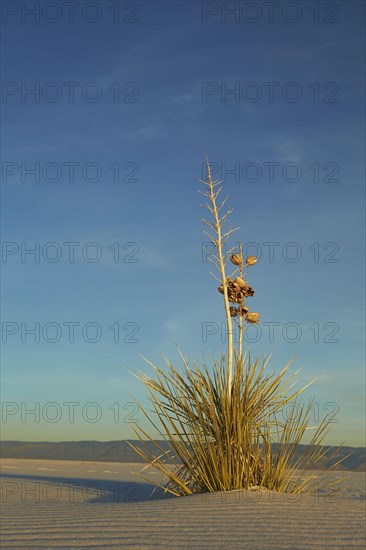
[128,158,348,497]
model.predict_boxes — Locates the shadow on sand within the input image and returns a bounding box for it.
[0,472,175,503]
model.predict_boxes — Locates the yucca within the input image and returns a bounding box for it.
[128,158,349,497]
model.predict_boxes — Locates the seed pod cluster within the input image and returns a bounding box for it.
[217,254,260,323]
[218,277,255,304]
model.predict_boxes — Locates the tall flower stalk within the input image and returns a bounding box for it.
[199,157,237,398]
[199,158,260,398]
[237,241,244,356]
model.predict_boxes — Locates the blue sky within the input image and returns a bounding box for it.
[1,1,365,446]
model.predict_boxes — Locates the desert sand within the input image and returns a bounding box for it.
[1,458,365,549]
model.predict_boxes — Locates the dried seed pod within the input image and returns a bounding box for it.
[217,285,224,294]
[239,306,249,317]
[243,286,255,297]
[246,312,260,324]
[235,277,247,289]
[230,253,243,266]
[228,292,237,303]
[246,255,258,267]
[229,307,238,317]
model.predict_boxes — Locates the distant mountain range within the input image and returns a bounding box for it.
[1,441,365,471]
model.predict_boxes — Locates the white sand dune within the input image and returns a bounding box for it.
[1,459,365,549]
